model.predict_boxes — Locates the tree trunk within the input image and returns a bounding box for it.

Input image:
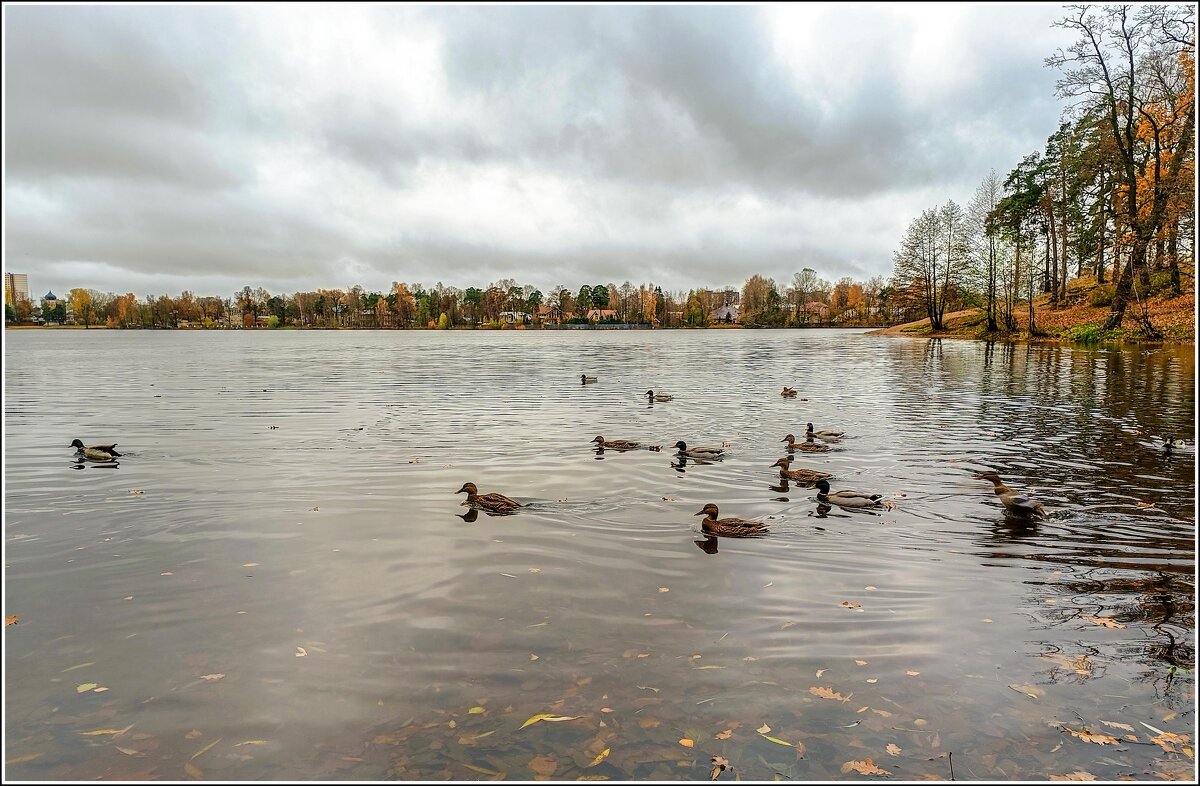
[1047,208,1060,303]
[1167,219,1181,297]
[1103,241,1145,330]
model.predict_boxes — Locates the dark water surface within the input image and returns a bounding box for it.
[4,329,1195,781]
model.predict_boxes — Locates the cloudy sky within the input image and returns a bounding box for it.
[5,3,1078,300]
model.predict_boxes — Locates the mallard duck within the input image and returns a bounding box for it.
[1164,436,1179,453]
[781,386,798,398]
[674,440,725,459]
[591,435,641,450]
[694,504,769,537]
[815,479,883,508]
[771,457,832,483]
[806,423,844,440]
[581,374,598,384]
[455,482,521,514]
[781,434,829,453]
[70,439,121,461]
[973,471,1045,519]
[647,389,673,402]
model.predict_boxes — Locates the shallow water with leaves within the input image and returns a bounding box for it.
[4,328,1195,781]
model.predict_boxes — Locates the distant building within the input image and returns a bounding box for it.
[709,304,740,323]
[586,309,618,321]
[5,273,30,305]
[499,311,530,324]
[536,303,563,324]
[40,290,58,309]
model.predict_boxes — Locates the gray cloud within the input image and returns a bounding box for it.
[4,4,1078,300]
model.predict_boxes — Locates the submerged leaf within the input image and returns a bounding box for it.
[1049,772,1097,781]
[461,762,503,776]
[183,761,203,778]
[679,738,694,748]
[588,748,610,767]
[760,735,794,747]
[528,755,557,777]
[756,724,771,734]
[519,713,580,730]
[809,686,851,702]
[76,683,98,693]
[886,743,901,756]
[841,758,892,776]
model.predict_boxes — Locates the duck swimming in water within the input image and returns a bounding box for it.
[815,479,883,509]
[591,435,642,451]
[781,434,830,453]
[674,441,725,460]
[694,503,769,537]
[647,390,673,402]
[805,423,844,440]
[455,482,521,514]
[781,387,798,398]
[581,374,598,384]
[70,439,121,461]
[771,457,831,484]
[973,471,1045,519]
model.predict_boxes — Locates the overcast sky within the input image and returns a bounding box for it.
[4,3,1079,300]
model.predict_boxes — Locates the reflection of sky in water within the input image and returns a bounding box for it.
[4,329,1193,780]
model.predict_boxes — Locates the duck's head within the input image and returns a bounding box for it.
[805,423,815,432]
[1165,436,1177,450]
[581,374,588,382]
[973,471,1002,483]
[646,389,655,397]
[771,457,791,469]
[591,436,605,444]
[815,479,831,494]
[781,434,796,443]
[694,503,720,519]
[70,439,85,449]
[674,440,688,451]
[456,482,478,495]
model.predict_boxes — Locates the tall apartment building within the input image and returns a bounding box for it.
[5,272,30,305]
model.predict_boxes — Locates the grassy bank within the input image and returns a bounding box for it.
[871,276,1195,344]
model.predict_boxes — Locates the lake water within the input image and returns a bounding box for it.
[3,328,1195,781]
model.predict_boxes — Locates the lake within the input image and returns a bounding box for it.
[3,328,1194,780]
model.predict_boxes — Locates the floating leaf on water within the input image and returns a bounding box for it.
[1136,501,1155,508]
[658,587,670,593]
[1083,616,1126,629]
[5,753,45,766]
[809,686,851,702]
[80,728,126,736]
[1049,772,1097,781]
[981,618,993,623]
[886,743,901,756]
[61,662,96,673]
[588,748,610,767]
[186,730,202,739]
[519,713,580,730]
[756,724,771,734]
[5,615,18,626]
[242,563,259,568]
[295,647,307,657]
[679,738,695,748]
[906,671,920,677]
[871,709,894,718]
[715,729,732,740]
[864,585,877,591]
[710,754,730,780]
[855,659,867,666]
[1062,726,1118,745]
[199,674,224,682]
[1008,683,1045,699]
[93,687,109,693]
[235,740,268,746]
[696,665,725,670]
[841,758,892,776]
[637,685,659,693]
[191,738,222,759]
[600,707,614,713]
[76,683,98,693]
[116,746,141,756]
[760,734,794,747]
[1100,720,1134,732]
[530,654,539,661]
[528,568,542,574]
[469,706,486,714]
[841,601,862,609]
[780,621,797,630]
[815,669,827,678]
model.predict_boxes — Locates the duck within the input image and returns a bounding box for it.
[973,471,1045,519]
[455,482,521,514]
[591,435,641,451]
[1164,436,1179,454]
[70,439,121,461]
[581,374,598,384]
[806,422,844,440]
[781,434,830,453]
[694,504,769,537]
[674,440,725,460]
[647,390,673,402]
[814,479,883,509]
[771,457,832,483]
[781,386,798,398]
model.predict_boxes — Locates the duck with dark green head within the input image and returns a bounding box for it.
[71,439,121,461]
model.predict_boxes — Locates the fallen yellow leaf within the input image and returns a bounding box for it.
[190,738,222,759]
[5,615,18,626]
[589,748,610,767]
[1063,726,1119,745]
[242,563,259,567]
[841,758,892,776]
[1100,720,1134,732]
[905,671,920,676]
[468,706,486,714]
[234,740,268,746]
[760,734,793,747]
[79,728,126,736]
[679,738,694,748]
[756,724,771,734]
[886,743,901,756]
[518,713,580,730]
[809,686,851,702]
[76,683,98,693]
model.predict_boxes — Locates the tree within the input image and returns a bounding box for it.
[67,288,94,328]
[789,268,819,325]
[967,170,1006,332]
[589,284,609,310]
[1047,4,1195,330]
[891,201,969,331]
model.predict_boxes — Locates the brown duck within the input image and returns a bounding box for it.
[781,434,830,453]
[973,471,1045,519]
[456,482,521,514]
[771,457,831,484]
[694,503,769,537]
[781,386,798,398]
[591,435,641,450]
